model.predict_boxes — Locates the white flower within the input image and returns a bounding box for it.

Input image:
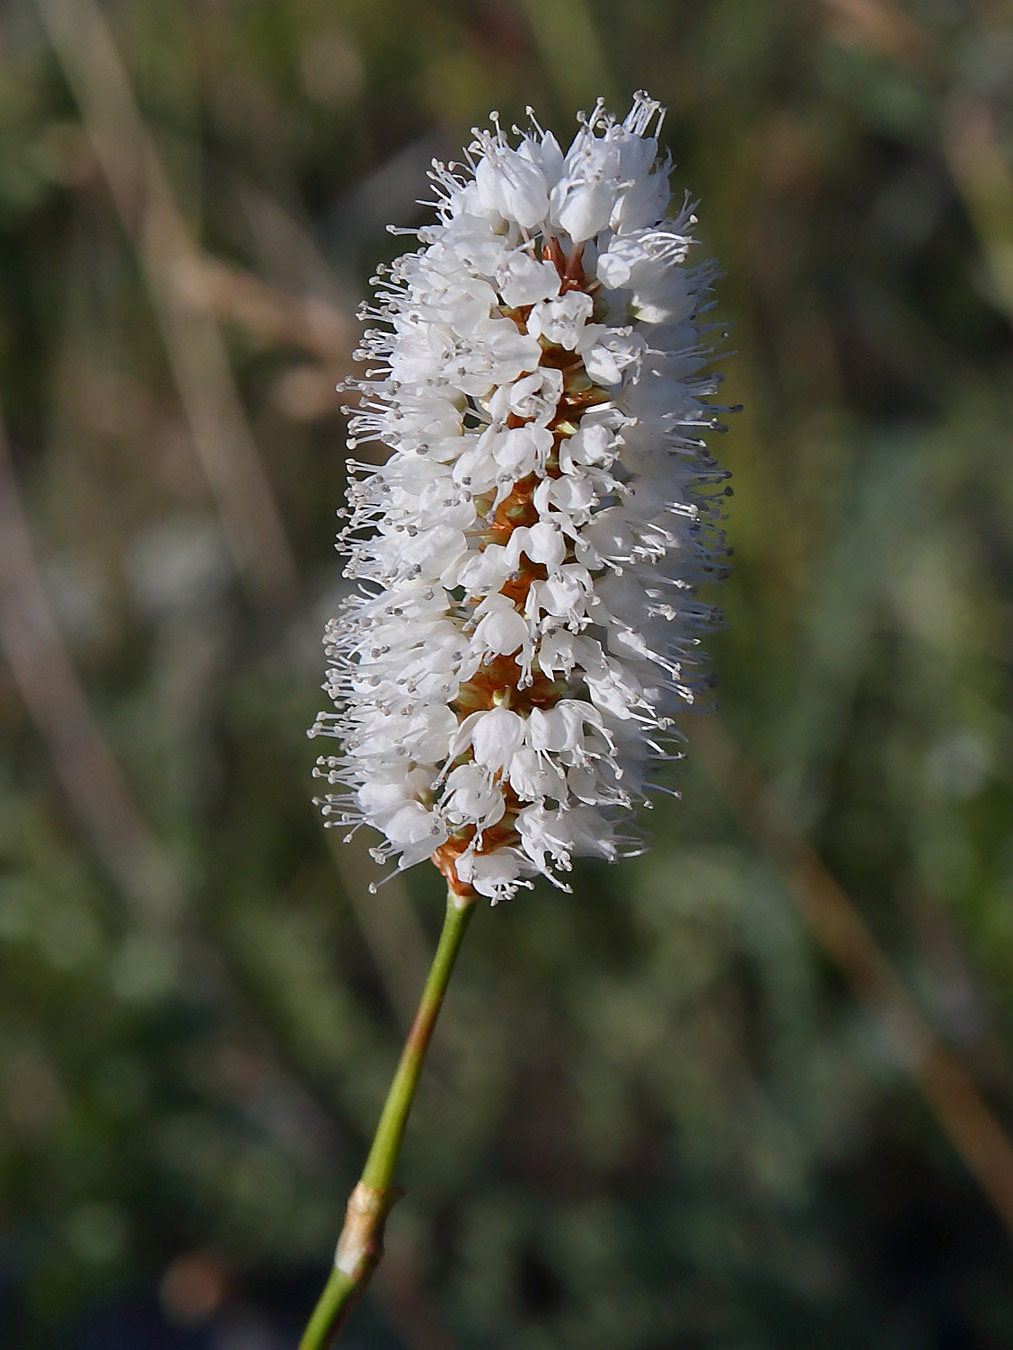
[310,92,734,903]
[527,292,594,349]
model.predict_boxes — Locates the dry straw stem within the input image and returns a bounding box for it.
[175,257,357,424]
[0,389,427,1046]
[34,0,298,609]
[174,255,355,369]
[33,0,432,1028]
[943,95,1013,325]
[696,716,1013,1235]
[0,403,180,926]
[0,396,445,1340]
[0,401,418,1344]
[821,0,933,64]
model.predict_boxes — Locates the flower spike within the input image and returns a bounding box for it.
[310,94,732,904]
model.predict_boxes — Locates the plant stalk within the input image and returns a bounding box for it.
[298,887,477,1349]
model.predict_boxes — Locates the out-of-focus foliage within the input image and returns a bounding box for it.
[1,0,1013,1346]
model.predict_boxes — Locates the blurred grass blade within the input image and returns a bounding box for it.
[34,0,299,609]
[696,715,1013,1235]
[518,0,619,113]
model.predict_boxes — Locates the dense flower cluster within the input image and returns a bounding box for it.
[310,93,733,903]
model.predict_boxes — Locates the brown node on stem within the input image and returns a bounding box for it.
[334,1181,402,1282]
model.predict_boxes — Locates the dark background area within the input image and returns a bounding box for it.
[2,0,1013,1346]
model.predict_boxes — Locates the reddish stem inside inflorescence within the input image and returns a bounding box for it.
[431,236,602,897]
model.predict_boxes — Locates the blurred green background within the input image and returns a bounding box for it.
[2,0,1013,1346]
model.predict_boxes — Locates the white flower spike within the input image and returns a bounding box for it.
[310,93,734,904]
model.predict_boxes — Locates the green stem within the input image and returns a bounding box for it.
[298,887,477,1350]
